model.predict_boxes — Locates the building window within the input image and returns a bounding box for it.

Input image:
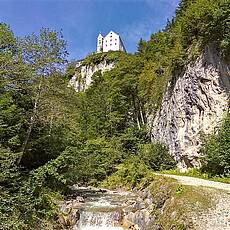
[110,44,112,46]
[115,43,117,45]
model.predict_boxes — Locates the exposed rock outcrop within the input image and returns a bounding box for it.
[69,60,114,92]
[122,190,153,229]
[149,47,230,170]
[58,199,81,229]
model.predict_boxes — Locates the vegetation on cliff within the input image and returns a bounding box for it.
[0,0,229,228]
[138,0,229,112]
[201,112,230,177]
[81,50,127,66]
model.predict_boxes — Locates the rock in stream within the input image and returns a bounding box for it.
[58,186,153,230]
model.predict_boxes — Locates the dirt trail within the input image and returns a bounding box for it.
[156,173,230,193]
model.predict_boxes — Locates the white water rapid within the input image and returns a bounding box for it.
[76,211,124,230]
[73,188,137,230]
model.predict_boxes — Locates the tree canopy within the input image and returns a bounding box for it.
[0,0,229,228]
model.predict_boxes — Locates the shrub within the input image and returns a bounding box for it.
[138,143,176,171]
[101,156,153,189]
[201,112,230,176]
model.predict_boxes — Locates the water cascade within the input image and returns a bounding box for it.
[76,211,124,230]
[72,188,138,230]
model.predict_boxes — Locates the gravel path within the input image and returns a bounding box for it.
[192,192,230,230]
[155,173,230,193]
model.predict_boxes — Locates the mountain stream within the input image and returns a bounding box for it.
[71,187,141,230]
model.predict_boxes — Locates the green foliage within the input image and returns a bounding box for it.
[0,23,16,51]
[101,157,153,189]
[19,27,68,73]
[65,61,76,79]
[201,112,230,176]
[81,50,126,66]
[0,93,23,151]
[138,0,230,113]
[175,185,185,196]
[61,137,125,185]
[0,147,21,187]
[77,53,145,139]
[175,0,230,59]
[1,0,229,227]
[0,146,65,229]
[101,142,175,189]
[138,143,176,171]
[0,24,71,229]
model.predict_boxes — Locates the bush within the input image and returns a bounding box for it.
[138,143,176,171]
[81,51,127,66]
[61,137,125,185]
[0,146,65,229]
[101,157,153,189]
[201,112,230,176]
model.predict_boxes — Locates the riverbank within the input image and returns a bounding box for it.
[58,187,146,229]
[57,173,230,230]
[146,175,230,229]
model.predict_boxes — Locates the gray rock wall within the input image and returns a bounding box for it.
[149,47,230,170]
[69,61,114,92]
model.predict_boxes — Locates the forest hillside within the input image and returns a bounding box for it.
[0,0,229,229]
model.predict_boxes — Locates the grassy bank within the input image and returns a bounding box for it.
[101,161,217,230]
[147,176,214,230]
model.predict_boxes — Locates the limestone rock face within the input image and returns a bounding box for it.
[69,60,114,92]
[149,47,230,170]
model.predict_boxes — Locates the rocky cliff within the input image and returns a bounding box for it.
[149,47,230,170]
[69,60,114,92]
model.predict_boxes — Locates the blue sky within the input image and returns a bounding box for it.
[0,0,180,60]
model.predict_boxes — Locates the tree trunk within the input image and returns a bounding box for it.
[17,79,42,165]
[132,94,141,130]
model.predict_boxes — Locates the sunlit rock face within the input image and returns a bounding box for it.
[69,60,114,92]
[149,47,230,170]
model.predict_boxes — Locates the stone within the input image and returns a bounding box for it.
[148,46,230,170]
[58,206,80,229]
[75,196,84,203]
[68,60,114,92]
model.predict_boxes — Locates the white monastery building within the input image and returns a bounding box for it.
[97,30,126,53]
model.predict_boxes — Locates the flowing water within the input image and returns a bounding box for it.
[73,187,138,230]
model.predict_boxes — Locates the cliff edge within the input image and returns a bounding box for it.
[149,47,230,170]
